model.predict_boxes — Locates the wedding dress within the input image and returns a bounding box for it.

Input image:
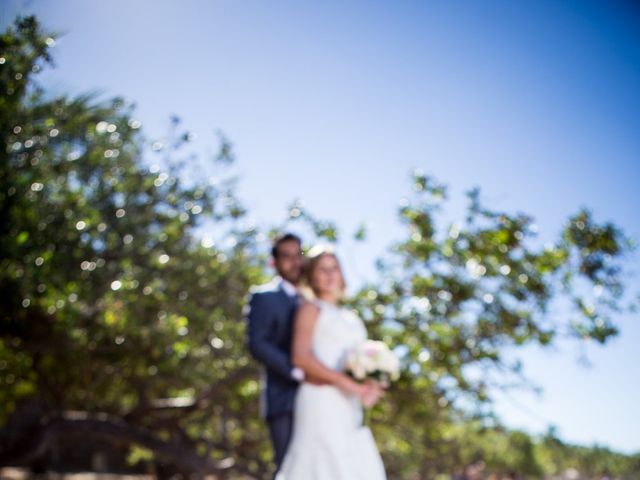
[275,299,386,480]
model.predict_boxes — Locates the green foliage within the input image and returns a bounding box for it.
[1,16,638,480]
[1,16,268,477]
[338,170,633,477]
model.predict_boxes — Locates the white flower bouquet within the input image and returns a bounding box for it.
[344,339,400,388]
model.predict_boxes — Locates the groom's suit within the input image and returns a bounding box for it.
[246,279,301,471]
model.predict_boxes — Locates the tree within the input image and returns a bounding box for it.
[1,16,270,478]
[335,174,635,478]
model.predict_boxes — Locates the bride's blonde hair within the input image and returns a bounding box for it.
[301,244,347,301]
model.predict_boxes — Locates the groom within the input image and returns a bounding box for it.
[246,233,305,474]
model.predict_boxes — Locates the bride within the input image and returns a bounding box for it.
[276,246,387,479]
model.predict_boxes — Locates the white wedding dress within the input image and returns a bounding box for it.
[275,300,386,480]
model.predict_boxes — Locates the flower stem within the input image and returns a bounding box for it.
[362,405,371,427]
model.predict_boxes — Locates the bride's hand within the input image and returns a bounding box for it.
[361,380,385,408]
[335,375,385,407]
[335,374,369,398]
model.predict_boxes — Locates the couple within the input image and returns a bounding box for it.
[246,233,387,479]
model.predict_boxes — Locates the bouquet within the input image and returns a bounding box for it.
[345,340,400,388]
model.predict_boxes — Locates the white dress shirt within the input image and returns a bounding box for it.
[280,278,298,298]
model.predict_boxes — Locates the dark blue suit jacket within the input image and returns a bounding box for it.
[246,281,299,419]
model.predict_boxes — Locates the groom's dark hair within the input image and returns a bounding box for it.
[271,233,302,259]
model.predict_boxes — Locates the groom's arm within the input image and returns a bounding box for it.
[246,293,296,381]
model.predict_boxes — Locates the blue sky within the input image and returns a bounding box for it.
[3,0,639,453]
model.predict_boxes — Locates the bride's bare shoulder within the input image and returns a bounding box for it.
[297,300,321,317]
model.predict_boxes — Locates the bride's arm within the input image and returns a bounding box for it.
[292,303,365,396]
